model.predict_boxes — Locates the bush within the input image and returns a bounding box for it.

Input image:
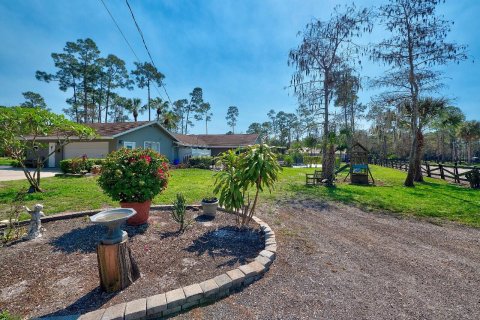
[283,155,294,167]
[214,145,281,227]
[188,156,213,169]
[466,168,480,189]
[304,155,322,166]
[60,158,106,173]
[98,148,169,203]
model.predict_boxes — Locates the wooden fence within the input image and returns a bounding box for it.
[370,159,478,185]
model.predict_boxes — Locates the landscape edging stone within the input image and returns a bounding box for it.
[28,206,276,320]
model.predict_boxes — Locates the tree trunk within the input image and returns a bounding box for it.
[147,80,151,121]
[414,129,424,182]
[321,72,335,185]
[97,239,140,293]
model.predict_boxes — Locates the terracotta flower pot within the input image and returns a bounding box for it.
[120,200,152,225]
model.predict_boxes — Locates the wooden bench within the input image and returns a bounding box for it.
[306,170,322,186]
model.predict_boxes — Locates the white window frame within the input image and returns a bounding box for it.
[144,141,160,153]
[123,141,136,150]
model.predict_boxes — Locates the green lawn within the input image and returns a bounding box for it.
[1,165,479,226]
[0,157,14,166]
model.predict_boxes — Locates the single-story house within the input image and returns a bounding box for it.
[174,133,261,161]
[30,121,259,167]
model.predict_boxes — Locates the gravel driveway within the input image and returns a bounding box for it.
[174,199,480,320]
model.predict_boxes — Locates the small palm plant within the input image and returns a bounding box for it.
[170,192,190,231]
[214,144,281,227]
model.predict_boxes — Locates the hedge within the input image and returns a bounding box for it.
[188,156,213,169]
[304,155,322,166]
[60,158,105,173]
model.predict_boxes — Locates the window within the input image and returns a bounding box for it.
[123,141,136,150]
[144,141,160,153]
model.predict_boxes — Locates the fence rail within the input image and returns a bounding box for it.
[370,159,478,185]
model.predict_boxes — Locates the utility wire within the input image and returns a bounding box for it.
[125,0,173,104]
[99,0,141,63]
[99,0,165,101]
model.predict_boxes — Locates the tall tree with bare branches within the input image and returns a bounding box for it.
[289,5,372,185]
[371,0,468,186]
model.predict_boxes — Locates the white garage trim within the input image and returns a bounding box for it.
[64,142,109,159]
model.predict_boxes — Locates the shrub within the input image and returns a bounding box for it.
[98,148,169,203]
[304,155,322,166]
[188,156,213,169]
[60,158,106,173]
[465,168,480,189]
[283,155,294,167]
[214,145,281,227]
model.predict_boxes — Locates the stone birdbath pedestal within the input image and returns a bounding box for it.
[90,208,140,292]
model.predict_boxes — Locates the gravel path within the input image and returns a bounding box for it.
[174,199,480,320]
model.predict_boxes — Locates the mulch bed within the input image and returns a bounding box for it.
[0,209,263,318]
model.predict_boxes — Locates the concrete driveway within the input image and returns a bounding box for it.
[0,166,60,181]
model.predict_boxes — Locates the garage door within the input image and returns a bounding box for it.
[64,142,109,159]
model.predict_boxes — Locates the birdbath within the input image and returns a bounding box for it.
[90,208,140,292]
[90,208,137,244]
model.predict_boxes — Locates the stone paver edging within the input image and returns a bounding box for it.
[34,206,276,319]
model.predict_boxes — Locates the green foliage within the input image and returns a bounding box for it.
[465,168,480,189]
[98,148,169,202]
[0,106,96,191]
[0,310,21,320]
[214,144,281,227]
[202,194,218,203]
[283,155,294,167]
[0,192,26,245]
[1,167,480,227]
[188,156,213,169]
[60,158,105,174]
[170,192,190,231]
[304,156,322,166]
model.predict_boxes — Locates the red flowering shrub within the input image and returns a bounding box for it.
[98,148,169,202]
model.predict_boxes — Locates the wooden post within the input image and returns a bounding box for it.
[439,164,445,180]
[454,162,461,183]
[426,161,431,177]
[97,239,140,293]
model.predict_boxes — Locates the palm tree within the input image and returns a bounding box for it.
[162,111,180,132]
[458,120,480,163]
[125,98,144,122]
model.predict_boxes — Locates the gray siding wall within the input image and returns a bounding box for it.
[115,124,175,161]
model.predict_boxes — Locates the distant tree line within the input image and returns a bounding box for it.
[14,37,243,135]
[245,0,478,187]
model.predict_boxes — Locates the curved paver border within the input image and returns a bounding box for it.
[30,206,276,320]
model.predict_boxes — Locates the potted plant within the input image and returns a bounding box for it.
[201,195,219,217]
[98,148,169,225]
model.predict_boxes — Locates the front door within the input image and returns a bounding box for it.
[48,142,56,168]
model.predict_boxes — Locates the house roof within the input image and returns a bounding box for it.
[84,121,151,137]
[174,133,259,148]
[28,121,179,141]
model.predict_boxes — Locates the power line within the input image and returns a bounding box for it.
[125,0,173,104]
[99,0,141,63]
[99,0,165,101]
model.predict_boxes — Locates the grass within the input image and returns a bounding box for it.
[273,166,480,227]
[1,165,479,227]
[0,157,14,166]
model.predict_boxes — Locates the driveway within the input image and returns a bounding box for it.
[0,166,60,181]
[175,199,480,320]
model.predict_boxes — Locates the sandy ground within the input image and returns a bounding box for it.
[174,199,480,320]
[0,166,60,181]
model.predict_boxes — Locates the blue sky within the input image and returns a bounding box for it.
[0,0,478,134]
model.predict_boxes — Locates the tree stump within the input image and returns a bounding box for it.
[97,239,140,293]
